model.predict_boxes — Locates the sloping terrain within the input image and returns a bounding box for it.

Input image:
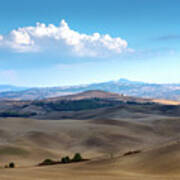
[0,116,179,164]
[0,115,180,179]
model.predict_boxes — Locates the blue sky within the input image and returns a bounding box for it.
[0,0,179,86]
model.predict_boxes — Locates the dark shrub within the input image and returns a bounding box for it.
[61,156,70,164]
[123,150,141,156]
[9,162,15,168]
[4,165,8,168]
[72,153,82,162]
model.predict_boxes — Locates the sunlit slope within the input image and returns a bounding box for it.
[0,116,180,166]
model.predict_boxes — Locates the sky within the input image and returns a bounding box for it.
[0,0,179,87]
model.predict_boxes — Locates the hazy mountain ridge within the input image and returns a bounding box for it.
[0,79,180,101]
[0,85,28,93]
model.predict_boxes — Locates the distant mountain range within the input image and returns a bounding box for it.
[0,79,180,101]
[0,85,27,93]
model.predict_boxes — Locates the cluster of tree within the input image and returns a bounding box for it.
[39,153,84,166]
[61,153,82,163]
[0,111,36,118]
[34,98,121,111]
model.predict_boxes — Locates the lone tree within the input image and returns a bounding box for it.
[9,162,15,168]
[72,153,82,162]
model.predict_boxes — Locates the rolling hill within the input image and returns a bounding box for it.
[0,90,180,179]
[0,90,180,120]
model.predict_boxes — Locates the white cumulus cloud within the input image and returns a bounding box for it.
[0,20,131,57]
